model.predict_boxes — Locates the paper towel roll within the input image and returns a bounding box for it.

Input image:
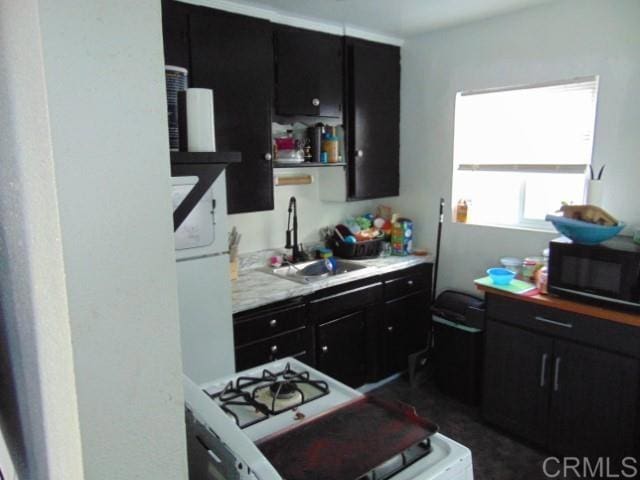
[186,88,216,152]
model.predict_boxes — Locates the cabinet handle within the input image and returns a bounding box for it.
[534,316,573,329]
[387,326,394,332]
[270,345,278,354]
[553,357,561,392]
[269,319,277,328]
[321,345,328,353]
[540,353,548,387]
[312,98,320,107]
[355,149,364,158]
[407,280,414,286]
[264,153,272,161]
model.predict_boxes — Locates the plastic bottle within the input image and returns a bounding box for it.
[321,127,339,163]
[456,199,468,223]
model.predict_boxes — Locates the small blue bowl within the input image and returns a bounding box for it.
[487,267,516,285]
[545,215,625,245]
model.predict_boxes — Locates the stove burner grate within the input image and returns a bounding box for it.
[207,363,330,428]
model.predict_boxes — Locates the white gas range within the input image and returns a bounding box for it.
[183,358,473,480]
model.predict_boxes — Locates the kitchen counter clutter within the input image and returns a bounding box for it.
[233,253,432,314]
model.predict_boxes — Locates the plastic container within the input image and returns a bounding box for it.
[391,218,413,256]
[500,257,522,274]
[487,267,516,285]
[321,128,339,163]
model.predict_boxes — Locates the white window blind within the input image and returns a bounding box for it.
[451,77,599,229]
[454,77,599,173]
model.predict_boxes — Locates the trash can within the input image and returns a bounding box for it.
[431,290,485,405]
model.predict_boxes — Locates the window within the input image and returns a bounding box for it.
[451,77,599,229]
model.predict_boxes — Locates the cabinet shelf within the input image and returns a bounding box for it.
[170,151,241,231]
[273,162,347,169]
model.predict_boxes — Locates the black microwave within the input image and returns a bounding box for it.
[548,236,640,312]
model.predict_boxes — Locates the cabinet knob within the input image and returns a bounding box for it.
[269,319,277,328]
[321,345,328,353]
[407,280,414,286]
[264,152,272,161]
[312,98,320,107]
[387,326,394,332]
[270,345,278,354]
[355,149,364,158]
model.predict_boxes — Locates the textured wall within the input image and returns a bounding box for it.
[36,0,188,477]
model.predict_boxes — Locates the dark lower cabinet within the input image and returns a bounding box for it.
[316,311,367,387]
[233,264,432,388]
[548,339,640,458]
[188,7,274,214]
[346,38,400,200]
[379,292,430,378]
[483,294,640,458]
[483,320,552,446]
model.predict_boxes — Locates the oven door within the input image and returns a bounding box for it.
[548,241,640,309]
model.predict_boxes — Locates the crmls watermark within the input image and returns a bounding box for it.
[543,457,639,478]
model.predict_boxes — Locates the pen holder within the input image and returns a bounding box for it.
[587,180,603,206]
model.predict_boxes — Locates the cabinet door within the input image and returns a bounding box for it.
[346,38,400,199]
[482,320,553,446]
[379,292,430,378]
[189,8,274,213]
[162,0,191,69]
[274,26,342,117]
[549,340,640,457]
[316,311,367,387]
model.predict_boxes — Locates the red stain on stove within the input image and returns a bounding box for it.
[257,396,438,480]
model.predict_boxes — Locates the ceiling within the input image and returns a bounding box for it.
[233,0,555,37]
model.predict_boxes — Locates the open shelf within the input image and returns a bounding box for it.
[273,162,347,169]
[170,151,241,231]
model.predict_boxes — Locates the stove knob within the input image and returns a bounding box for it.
[321,345,328,353]
[269,319,277,328]
[270,345,278,354]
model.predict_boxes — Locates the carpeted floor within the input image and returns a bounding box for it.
[372,377,555,480]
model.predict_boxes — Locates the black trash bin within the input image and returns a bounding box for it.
[431,290,485,405]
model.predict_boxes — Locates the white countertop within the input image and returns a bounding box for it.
[232,254,433,314]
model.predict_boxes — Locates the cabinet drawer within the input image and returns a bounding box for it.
[234,304,306,346]
[308,282,381,321]
[384,272,428,300]
[235,328,310,371]
[487,294,640,358]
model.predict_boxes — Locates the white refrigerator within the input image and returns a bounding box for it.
[172,173,235,384]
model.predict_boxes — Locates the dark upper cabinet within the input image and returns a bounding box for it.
[161,0,191,69]
[169,5,274,214]
[273,25,343,118]
[346,38,400,200]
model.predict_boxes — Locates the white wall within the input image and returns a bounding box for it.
[0,1,84,478]
[34,0,188,478]
[399,0,640,294]
[230,170,388,253]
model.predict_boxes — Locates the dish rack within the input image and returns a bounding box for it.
[330,233,384,259]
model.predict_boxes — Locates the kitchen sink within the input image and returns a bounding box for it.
[259,259,369,284]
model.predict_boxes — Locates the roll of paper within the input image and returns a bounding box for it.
[186,88,216,152]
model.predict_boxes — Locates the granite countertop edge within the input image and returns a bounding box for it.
[232,255,433,315]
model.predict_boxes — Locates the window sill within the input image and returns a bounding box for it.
[451,220,556,235]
